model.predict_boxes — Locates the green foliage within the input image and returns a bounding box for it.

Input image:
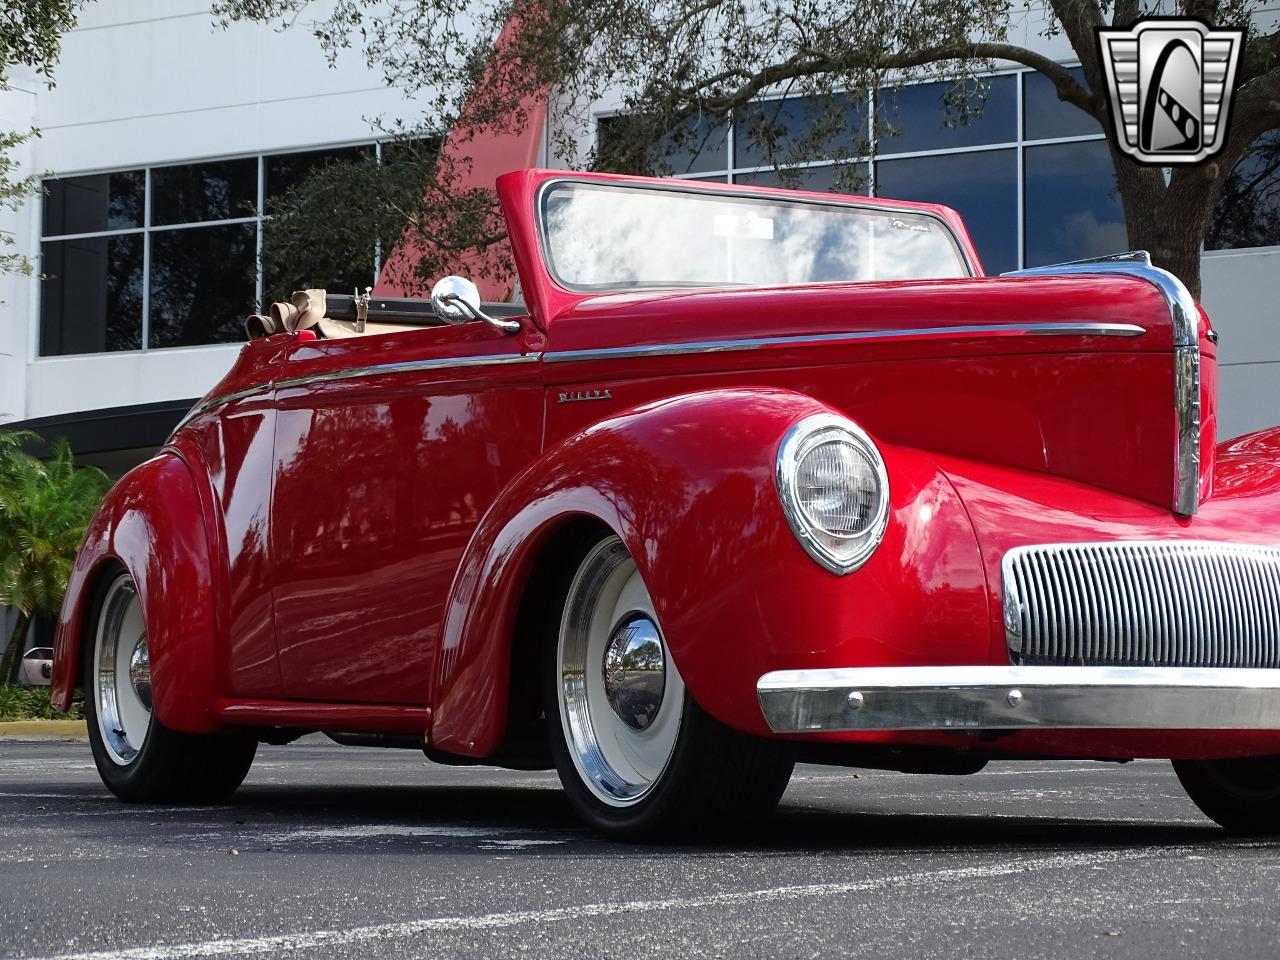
[262,138,442,300]
[0,435,109,618]
[0,431,109,684]
[0,0,86,88]
[214,0,1280,297]
[0,683,82,721]
[212,0,1012,290]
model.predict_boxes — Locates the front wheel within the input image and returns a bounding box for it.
[1173,756,1280,834]
[85,569,257,803]
[545,534,794,840]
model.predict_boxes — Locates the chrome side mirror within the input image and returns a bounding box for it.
[430,275,520,334]
[431,275,481,324]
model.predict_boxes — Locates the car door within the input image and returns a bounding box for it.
[269,321,542,704]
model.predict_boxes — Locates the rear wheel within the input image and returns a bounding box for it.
[85,568,256,803]
[1173,756,1280,834]
[545,533,794,840]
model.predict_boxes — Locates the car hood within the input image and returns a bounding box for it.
[542,275,1214,516]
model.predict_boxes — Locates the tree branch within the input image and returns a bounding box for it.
[1046,0,1107,103]
[1241,28,1280,84]
[683,41,1099,122]
[878,42,1098,117]
[1112,0,1141,28]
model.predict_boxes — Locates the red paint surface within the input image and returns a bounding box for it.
[51,170,1280,762]
[51,454,221,733]
[267,325,541,704]
[214,699,428,733]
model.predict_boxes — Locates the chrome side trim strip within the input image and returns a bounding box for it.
[543,322,1146,364]
[272,353,539,391]
[757,665,1280,733]
[1174,344,1202,513]
[171,353,539,434]
[1003,251,1198,346]
[171,384,272,433]
[1003,251,1202,516]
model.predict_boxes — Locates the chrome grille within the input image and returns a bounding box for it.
[1003,542,1280,668]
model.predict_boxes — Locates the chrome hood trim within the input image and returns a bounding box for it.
[1003,251,1202,516]
[544,321,1145,365]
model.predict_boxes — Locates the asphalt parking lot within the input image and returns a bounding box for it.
[2,736,1279,960]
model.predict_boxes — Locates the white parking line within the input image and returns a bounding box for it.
[34,846,1195,960]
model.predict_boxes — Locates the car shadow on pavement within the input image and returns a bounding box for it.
[210,779,1252,857]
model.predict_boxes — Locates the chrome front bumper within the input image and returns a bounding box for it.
[757,666,1280,734]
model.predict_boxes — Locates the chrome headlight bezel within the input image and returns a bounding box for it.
[775,413,890,575]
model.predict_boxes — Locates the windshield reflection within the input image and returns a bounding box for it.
[540,181,970,291]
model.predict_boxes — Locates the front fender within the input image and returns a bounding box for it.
[431,387,989,755]
[51,454,219,732]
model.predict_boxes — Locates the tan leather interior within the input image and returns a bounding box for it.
[244,288,432,341]
[314,318,421,339]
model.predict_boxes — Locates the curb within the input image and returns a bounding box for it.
[0,719,87,739]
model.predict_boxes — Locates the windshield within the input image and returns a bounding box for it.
[539,180,971,292]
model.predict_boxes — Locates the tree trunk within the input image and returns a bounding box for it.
[1126,204,1206,301]
[0,612,32,686]
[1110,149,1226,301]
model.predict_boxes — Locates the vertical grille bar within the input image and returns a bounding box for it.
[1003,542,1280,668]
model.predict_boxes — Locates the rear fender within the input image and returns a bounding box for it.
[51,454,219,732]
[431,387,989,756]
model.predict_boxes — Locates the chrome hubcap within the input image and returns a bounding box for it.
[128,636,152,711]
[95,575,152,765]
[602,614,665,731]
[558,537,684,807]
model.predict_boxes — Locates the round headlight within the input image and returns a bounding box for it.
[776,414,889,574]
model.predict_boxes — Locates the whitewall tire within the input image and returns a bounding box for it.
[84,566,257,803]
[545,532,795,839]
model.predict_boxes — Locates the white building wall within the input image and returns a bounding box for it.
[1201,249,1280,440]
[0,69,39,426]
[4,0,421,424]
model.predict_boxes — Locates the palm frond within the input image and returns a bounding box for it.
[0,430,106,619]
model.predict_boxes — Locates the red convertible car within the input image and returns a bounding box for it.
[52,169,1280,839]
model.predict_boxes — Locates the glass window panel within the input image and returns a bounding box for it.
[150,159,257,226]
[148,223,257,347]
[379,136,441,168]
[657,113,729,174]
[1207,132,1280,250]
[597,112,729,174]
[41,171,144,236]
[733,163,869,195]
[877,75,1017,154]
[261,220,376,307]
[265,145,372,202]
[734,93,869,169]
[39,235,143,356]
[1024,140,1126,267]
[595,114,632,169]
[875,149,1017,274]
[1023,67,1103,140]
[539,181,969,290]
